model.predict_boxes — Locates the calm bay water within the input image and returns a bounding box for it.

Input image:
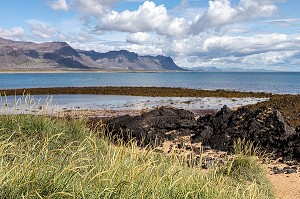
[0,72,299,94]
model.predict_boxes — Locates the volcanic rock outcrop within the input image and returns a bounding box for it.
[193,106,300,160]
[108,106,300,161]
[108,108,197,146]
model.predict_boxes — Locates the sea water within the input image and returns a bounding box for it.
[0,72,300,94]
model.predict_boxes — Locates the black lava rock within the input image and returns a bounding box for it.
[108,107,196,146]
[192,105,300,160]
[283,167,297,174]
[108,106,300,162]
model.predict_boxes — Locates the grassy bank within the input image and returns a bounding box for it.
[0,114,273,198]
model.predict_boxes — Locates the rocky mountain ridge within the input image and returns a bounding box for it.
[0,37,183,71]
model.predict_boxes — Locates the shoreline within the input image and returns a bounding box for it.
[1,86,300,127]
[1,69,299,74]
[0,70,189,74]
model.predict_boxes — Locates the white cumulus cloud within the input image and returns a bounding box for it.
[27,20,58,39]
[49,0,69,11]
[72,0,280,37]
[73,0,118,16]
[191,0,277,33]
[0,27,26,40]
[126,32,151,44]
[96,1,189,36]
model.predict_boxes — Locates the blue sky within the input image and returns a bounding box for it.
[1,0,300,71]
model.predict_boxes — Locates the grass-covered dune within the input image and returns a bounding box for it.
[0,114,273,198]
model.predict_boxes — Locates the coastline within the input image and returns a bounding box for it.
[1,69,299,74]
[0,69,189,74]
[1,86,300,127]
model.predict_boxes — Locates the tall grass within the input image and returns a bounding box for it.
[0,114,274,198]
[0,93,56,116]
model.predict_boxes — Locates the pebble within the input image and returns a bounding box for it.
[272,166,280,171]
[274,170,284,174]
[203,146,212,151]
[284,167,297,174]
[272,166,298,175]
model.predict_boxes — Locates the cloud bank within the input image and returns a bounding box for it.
[3,0,299,70]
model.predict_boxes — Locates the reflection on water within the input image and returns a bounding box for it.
[0,94,269,115]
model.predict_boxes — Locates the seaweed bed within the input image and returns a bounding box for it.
[1,86,300,127]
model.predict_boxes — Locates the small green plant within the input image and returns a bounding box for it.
[233,138,260,157]
[219,139,273,198]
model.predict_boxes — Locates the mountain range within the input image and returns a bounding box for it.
[182,66,277,72]
[0,37,183,71]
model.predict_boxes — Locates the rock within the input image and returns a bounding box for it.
[291,166,298,171]
[192,105,300,160]
[192,126,213,144]
[108,107,196,146]
[272,166,280,171]
[284,167,297,174]
[274,170,284,174]
[108,106,300,162]
[272,167,285,174]
[203,146,212,151]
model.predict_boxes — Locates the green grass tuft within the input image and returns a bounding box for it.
[0,114,274,198]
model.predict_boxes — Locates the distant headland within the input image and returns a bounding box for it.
[0,37,184,71]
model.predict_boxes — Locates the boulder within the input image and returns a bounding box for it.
[192,105,300,160]
[108,108,196,146]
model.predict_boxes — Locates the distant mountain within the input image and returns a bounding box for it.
[0,37,184,71]
[221,67,277,72]
[183,66,277,72]
[182,66,221,72]
[78,50,183,71]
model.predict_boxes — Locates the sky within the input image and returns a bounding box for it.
[1,0,300,71]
